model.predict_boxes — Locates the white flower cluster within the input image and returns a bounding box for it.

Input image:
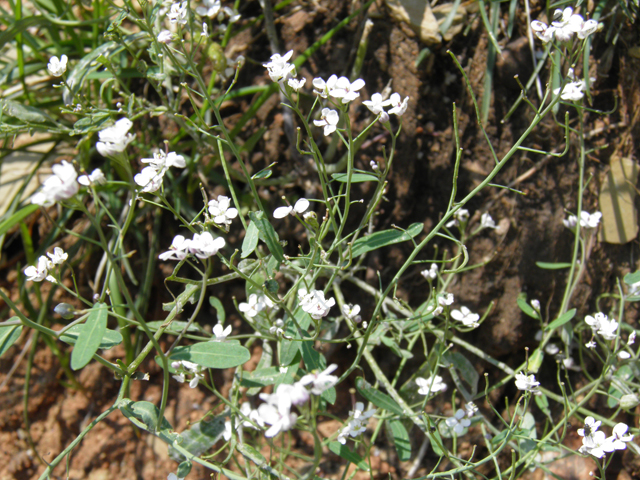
[78,168,106,186]
[554,68,595,102]
[445,208,469,228]
[159,231,225,261]
[337,402,377,444]
[263,50,296,84]
[298,288,335,319]
[531,7,599,43]
[563,210,602,230]
[31,160,79,206]
[273,198,309,219]
[171,360,205,388]
[238,293,278,318]
[96,118,135,158]
[584,312,618,341]
[47,55,68,77]
[578,417,634,458]
[415,375,447,396]
[515,371,540,393]
[24,247,68,282]
[421,263,438,280]
[451,306,480,328]
[135,150,186,193]
[446,409,471,435]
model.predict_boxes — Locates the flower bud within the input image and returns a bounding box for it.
[619,393,639,410]
[54,303,76,320]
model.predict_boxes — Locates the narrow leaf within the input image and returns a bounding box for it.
[624,271,640,286]
[351,223,423,258]
[546,308,576,331]
[241,221,259,258]
[389,419,412,461]
[331,173,379,183]
[209,296,226,323]
[60,324,122,349]
[328,442,370,471]
[71,303,108,370]
[355,377,404,416]
[516,294,540,319]
[536,262,572,270]
[170,341,250,369]
[0,322,22,357]
[0,204,39,237]
[248,211,283,264]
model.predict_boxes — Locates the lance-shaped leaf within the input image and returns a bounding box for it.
[355,377,404,416]
[70,303,108,370]
[61,324,122,350]
[170,341,250,369]
[248,211,284,264]
[351,222,423,258]
[388,419,412,461]
[328,441,370,471]
[168,416,226,462]
[0,322,22,357]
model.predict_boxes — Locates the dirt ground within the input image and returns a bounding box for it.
[2,0,640,479]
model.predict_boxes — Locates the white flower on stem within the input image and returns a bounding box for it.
[577,19,599,39]
[579,430,609,458]
[585,340,597,349]
[188,232,225,259]
[47,55,68,76]
[515,372,540,392]
[554,80,587,102]
[580,211,602,228]
[329,77,365,104]
[157,30,174,43]
[532,7,597,44]
[480,212,496,229]
[387,93,409,116]
[363,93,392,115]
[141,150,186,171]
[96,118,135,157]
[273,198,309,219]
[77,168,106,186]
[438,293,454,306]
[445,208,469,228]
[167,1,188,24]
[31,160,79,206]
[451,306,480,328]
[446,409,471,435]
[212,323,232,341]
[171,360,205,388]
[202,22,208,37]
[563,214,578,229]
[606,423,634,450]
[221,5,241,22]
[314,108,340,136]
[585,312,607,332]
[257,386,298,437]
[531,299,541,311]
[263,50,296,83]
[530,20,555,43]
[415,375,447,395]
[618,351,631,360]
[269,318,285,336]
[298,288,335,319]
[342,304,362,323]
[240,401,264,429]
[370,160,379,171]
[578,416,601,438]
[312,75,338,98]
[24,256,53,282]
[276,382,310,406]
[47,247,68,265]
[239,293,266,318]
[421,263,438,281]
[299,364,339,395]
[208,195,238,226]
[629,332,636,345]
[159,235,191,261]
[337,402,376,444]
[287,77,306,91]
[597,316,618,340]
[464,402,478,417]
[134,166,164,193]
[196,0,220,17]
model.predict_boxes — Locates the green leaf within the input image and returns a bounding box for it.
[443,352,479,395]
[351,223,423,258]
[0,204,39,237]
[241,221,260,258]
[64,42,119,105]
[252,169,273,180]
[516,294,540,319]
[247,340,273,396]
[240,367,282,388]
[60,324,122,350]
[72,112,111,134]
[280,310,312,365]
[209,296,226,323]
[389,419,411,461]
[70,303,108,370]
[170,341,250,369]
[145,320,200,335]
[119,399,175,441]
[1,100,54,124]
[546,308,576,331]
[328,442,370,471]
[428,424,445,456]
[300,341,336,404]
[381,336,413,359]
[624,271,640,286]
[608,365,634,408]
[0,322,22,357]
[177,461,192,478]
[331,173,379,183]
[536,262,572,270]
[248,211,284,265]
[355,378,404,416]
[168,416,226,462]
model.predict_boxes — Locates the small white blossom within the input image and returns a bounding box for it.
[451,306,480,328]
[337,402,376,444]
[446,409,471,435]
[208,195,238,226]
[299,364,339,395]
[314,108,339,136]
[329,77,365,104]
[421,263,438,280]
[298,288,335,319]
[77,168,106,186]
[287,77,306,91]
[607,423,634,450]
[269,318,285,336]
[445,208,469,228]
[480,212,496,229]
[554,80,587,102]
[171,360,205,388]
[167,1,188,25]
[188,232,225,259]
[618,351,631,360]
[96,118,135,157]
[159,235,191,261]
[564,211,602,229]
[464,402,478,417]
[579,430,608,458]
[597,316,619,340]
[47,55,68,76]
[585,340,597,349]
[629,332,636,345]
[257,385,298,437]
[342,304,362,323]
[134,166,164,193]
[31,160,79,206]
[157,30,174,43]
[438,293,454,306]
[239,293,266,318]
[531,7,599,44]
[578,417,601,438]
[196,0,220,18]
[387,93,409,116]
[24,256,53,282]
[531,299,541,311]
[415,375,447,395]
[515,372,540,392]
[363,93,392,115]
[263,50,296,83]
[212,323,232,341]
[312,75,338,98]
[273,198,309,219]
[47,247,67,265]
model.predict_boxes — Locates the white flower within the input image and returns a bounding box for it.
[579,430,608,458]
[515,372,540,392]
[96,118,135,157]
[159,235,191,261]
[451,306,480,328]
[263,50,296,83]
[387,93,409,116]
[585,340,597,349]
[580,211,602,228]
[370,160,379,171]
[273,198,309,219]
[188,232,225,259]
[24,256,52,282]
[134,166,164,193]
[257,385,298,437]
[578,417,601,438]
[157,30,174,43]
[47,55,68,76]
[208,195,238,226]
[314,108,339,136]
[77,168,106,186]
[438,293,454,306]
[240,401,264,429]
[287,77,306,91]
[196,0,220,17]
[585,312,607,331]
[446,409,471,435]
[577,19,599,38]
[531,20,555,43]
[554,80,587,101]
[312,75,338,98]
[363,93,392,115]
[239,293,266,318]
[342,304,361,322]
[269,318,285,336]
[618,351,631,360]
[168,474,184,480]
[445,208,469,228]
[212,323,232,341]
[329,77,365,104]
[299,364,339,395]
[31,160,79,206]
[298,288,335,319]
[47,247,67,265]
[141,150,186,171]
[531,299,541,311]
[171,360,205,388]
[532,7,597,44]
[606,423,634,450]
[421,263,438,280]
[167,1,188,24]
[480,212,496,229]
[563,214,578,229]
[464,402,478,417]
[278,382,310,406]
[629,332,636,345]
[597,316,618,340]
[337,402,376,444]
[415,375,447,395]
